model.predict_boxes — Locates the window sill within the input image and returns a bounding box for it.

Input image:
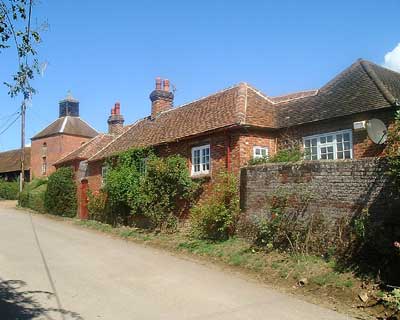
[191,173,211,180]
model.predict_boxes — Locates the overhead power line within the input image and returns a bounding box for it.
[0,113,21,136]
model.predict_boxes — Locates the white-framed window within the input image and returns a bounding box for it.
[41,157,47,175]
[253,146,269,159]
[191,144,210,176]
[303,130,353,160]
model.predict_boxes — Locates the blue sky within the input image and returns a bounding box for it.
[0,0,399,150]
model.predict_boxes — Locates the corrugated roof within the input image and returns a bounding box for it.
[31,116,98,140]
[0,147,31,173]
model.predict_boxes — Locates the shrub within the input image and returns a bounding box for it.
[190,172,239,240]
[0,180,19,200]
[268,147,303,163]
[132,155,199,231]
[381,288,400,316]
[87,190,109,223]
[238,186,341,255]
[103,148,153,225]
[44,167,77,217]
[386,108,400,189]
[18,179,47,212]
[248,157,269,166]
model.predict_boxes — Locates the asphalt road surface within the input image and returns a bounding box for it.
[0,202,353,320]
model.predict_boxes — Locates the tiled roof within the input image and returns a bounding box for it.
[0,147,31,173]
[270,90,319,103]
[88,59,400,162]
[89,86,247,161]
[276,60,400,127]
[54,134,115,166]
[31,116,98,140]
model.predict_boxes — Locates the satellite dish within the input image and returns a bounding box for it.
[366,119,388,144]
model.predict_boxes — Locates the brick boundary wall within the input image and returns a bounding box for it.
[240,158,398,220]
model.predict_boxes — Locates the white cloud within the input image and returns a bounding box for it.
[383,43,400,72]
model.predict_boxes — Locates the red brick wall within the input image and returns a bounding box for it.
[31,134,91,179]
[276,109,395,159]
[85,129,276,201]
[87,160,103,193]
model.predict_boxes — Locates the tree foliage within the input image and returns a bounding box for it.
[0,0,42,97]
[44,167,77,217]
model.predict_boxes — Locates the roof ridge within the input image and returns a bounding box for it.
[88,118,146,162]
[359,59,399,106]
[158,83,243,117]
[245,84,276,104]
[60,116,69,133]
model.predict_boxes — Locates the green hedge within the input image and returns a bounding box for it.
[18,179,47,212]
[44,167,77,217]
[0,180,19,200]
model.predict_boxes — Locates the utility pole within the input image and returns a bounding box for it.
[20,99,26,192]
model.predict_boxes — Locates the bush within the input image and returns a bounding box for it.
[44,167,77,217]
[132,155,199,230]
[103,148,153,225]
[190,172,239,240]
[268,147,303,163]
[18,179,47,212]
[0,180,19,200]
[87,190,110,223]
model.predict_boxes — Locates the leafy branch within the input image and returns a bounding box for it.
[0,0,42,98]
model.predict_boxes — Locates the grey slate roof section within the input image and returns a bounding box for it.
[32,116,98,140]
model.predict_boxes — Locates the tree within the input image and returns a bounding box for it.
[0,0,42,98]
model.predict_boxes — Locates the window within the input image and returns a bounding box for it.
[101,165,108,183]
[191,144,210,175]
[253,146,269,159]
[303,130,353,160]
[41,157,47,175]
[41,142,47,157]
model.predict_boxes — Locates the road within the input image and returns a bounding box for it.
[0,202,352,320]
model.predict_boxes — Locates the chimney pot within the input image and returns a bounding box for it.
[115,102,120,115]
[163,79,170,92]
[156,77,162,90]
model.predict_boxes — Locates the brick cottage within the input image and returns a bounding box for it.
[53,59,400,218]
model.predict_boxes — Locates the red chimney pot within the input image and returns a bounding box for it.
[163,79,170,92]
[115,102,120,115]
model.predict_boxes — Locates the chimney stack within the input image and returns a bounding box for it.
[108,102,124,135]
[149,77,174,119]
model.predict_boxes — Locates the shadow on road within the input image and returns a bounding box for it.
[0,279,82,319]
